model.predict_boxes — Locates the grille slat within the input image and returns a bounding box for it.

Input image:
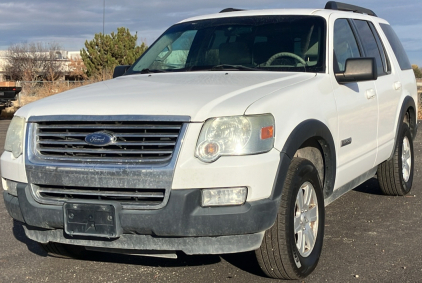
[38,124,182,130]
[38,132,179,138]
[37,146,174,155]
[35,155,172,163]
[38,140,177,146]
[32,184,166,209]
[37,187,164,199]
[35,121,183,164]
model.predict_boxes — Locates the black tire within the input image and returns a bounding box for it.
[255,158,325,279]
[39,242,86,259]
[377,124,414,196]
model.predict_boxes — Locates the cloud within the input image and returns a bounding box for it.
[0,0,420,64]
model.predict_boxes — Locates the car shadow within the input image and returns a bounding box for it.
[352,177,384,195]
[12,220,47,256]
[220,251,267,277]
[80,250,222,268]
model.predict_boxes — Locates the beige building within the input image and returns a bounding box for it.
[0,50,81,82]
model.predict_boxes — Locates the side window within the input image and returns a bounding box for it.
[353,20,386,76]
[333,19,361,72]
[368,22,391,74]
[380,24,412,70]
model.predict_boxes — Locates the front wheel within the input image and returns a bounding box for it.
[255,158,325,279]
[377,123,414,196]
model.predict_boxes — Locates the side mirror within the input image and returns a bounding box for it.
[335,58,377,84]
[113,65,130,78]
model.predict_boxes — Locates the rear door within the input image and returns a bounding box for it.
[351,19,401,166]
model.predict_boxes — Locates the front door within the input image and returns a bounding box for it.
[330,17,378,189]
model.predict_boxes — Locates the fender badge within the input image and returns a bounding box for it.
[341,137,352,147]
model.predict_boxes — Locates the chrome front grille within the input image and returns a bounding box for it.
[31,184,166,209]
[34,121,183,164]
[26,115,189,210]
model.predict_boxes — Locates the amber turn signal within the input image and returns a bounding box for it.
[261,126,274,140]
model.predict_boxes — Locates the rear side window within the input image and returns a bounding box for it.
[353,20,388,76]
[380,24,412,70]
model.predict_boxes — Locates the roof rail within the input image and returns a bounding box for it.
[219,8,245,13]
[325,1,377,17]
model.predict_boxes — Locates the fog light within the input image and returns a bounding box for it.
[202,187,247,207]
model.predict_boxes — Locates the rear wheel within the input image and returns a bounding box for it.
[377,124,414,196]
[255,158,325,279]
[39,242,86,258]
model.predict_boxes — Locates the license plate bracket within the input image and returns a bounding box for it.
[64,203,121,238]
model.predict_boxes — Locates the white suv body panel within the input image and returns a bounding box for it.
[14,72,315,123]
[1,152,27,184]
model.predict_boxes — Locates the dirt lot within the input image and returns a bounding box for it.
[1,119,422,282]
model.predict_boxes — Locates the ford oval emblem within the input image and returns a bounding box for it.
[85,132,115,146]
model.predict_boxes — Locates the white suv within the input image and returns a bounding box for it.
[2,1,418,279]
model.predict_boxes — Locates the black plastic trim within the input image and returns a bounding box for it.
[113,65,130,78]
[6,183,279,237]
[335,58,377,84]
[219,8,245,13]
[325,1,377,17]
[3,191,25,223]
[23,225,265,255]
[389,96,418,159]
[280,120,336,198]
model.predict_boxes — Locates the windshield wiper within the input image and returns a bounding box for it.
[139,68,165,74]
[209,64,261,71]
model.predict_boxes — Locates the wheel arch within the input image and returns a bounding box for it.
[390,96,417,159]
[271,119,336,200]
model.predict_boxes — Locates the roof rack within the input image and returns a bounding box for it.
[219,8,245,13]
[324,1,377,17]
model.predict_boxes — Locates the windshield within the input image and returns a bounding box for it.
[127,15,326,74]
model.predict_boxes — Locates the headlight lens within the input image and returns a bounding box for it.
[4,116,25,158]
[195,114,274,163]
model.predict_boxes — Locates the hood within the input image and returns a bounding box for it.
[17,72,316,122]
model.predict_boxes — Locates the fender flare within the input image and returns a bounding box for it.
[271,119,337,200]
[389,96,417,159]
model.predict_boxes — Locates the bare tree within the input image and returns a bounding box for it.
[4,42,65,82]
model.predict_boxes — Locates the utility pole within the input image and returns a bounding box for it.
[103,0,105,35]
[102,0,105,80]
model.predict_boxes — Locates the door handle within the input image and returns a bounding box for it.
[394,81,402,90]
[366,89,376,100]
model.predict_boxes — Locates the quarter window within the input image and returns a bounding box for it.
[380,24,412,70]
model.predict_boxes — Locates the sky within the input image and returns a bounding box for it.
[0,0,421,66]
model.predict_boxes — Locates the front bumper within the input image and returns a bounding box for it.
[4,183,279,254]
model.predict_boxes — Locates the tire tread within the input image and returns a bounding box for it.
[256,158,323,279]
[378,124,413,196]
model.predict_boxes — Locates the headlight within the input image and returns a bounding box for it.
[195,114,274,163]
[4,116,25,158]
